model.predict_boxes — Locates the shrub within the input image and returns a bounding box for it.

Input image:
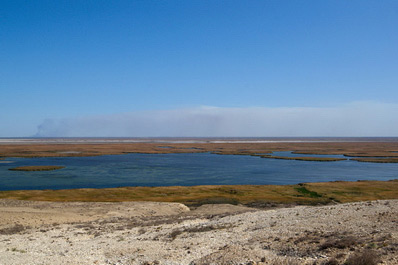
[345,250,380,265]
[169,229,183,240]
[0,224,26,235]
[319,236,358,250]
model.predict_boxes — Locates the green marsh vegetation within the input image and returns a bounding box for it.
[0,180,397,207]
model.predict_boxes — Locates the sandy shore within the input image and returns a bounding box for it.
[0,199,397,265]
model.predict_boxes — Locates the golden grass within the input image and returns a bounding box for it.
[1,180,397,206]
[1,142,398,159]
[8,166,65,171]
[0,142,398,157]
[305,180,398,202]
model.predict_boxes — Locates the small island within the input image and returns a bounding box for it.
[351,157,398,163]
[9,166,65,171]
[260,155,347,162]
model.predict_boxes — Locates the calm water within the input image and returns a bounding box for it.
[0,152,397,191]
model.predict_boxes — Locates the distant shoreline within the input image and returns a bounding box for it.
[1,140,398,161]
[1,136,398,144]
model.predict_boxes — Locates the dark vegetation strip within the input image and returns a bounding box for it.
[8,166,65,171]
[295,184,322,198]
[259,155,347,162]
[0,224,29,235]
[351,158,398,163]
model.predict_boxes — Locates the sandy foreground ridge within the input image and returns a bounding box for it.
[0,199,397,265]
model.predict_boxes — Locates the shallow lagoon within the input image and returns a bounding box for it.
[0,152,397,191]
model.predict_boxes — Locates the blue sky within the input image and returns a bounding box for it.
[1,0,398,137]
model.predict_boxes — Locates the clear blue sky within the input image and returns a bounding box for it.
[1,1,398,137]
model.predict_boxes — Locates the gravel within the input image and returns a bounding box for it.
[0,200,397,265]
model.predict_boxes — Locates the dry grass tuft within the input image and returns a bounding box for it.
[319,236,359,250]
[170,224,231,240]
[0,224,27,235]
[345,250,380,265]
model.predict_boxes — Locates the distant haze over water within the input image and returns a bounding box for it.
[1,137,398,144]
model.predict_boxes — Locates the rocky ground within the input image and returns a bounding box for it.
[0,199,397,265]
